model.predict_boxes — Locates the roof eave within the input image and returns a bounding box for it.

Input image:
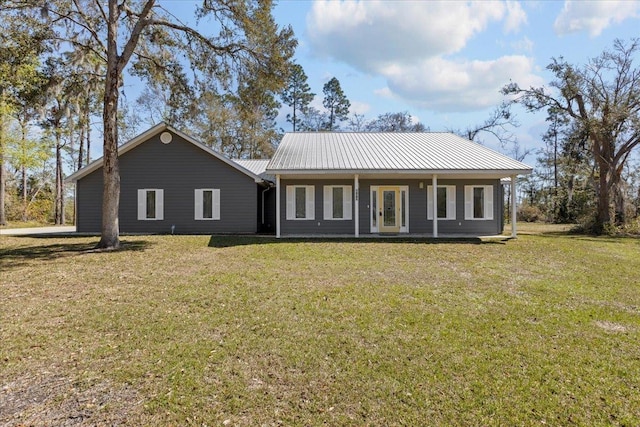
[266,168,533,176]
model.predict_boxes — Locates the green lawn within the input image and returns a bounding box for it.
[1,232,639,426]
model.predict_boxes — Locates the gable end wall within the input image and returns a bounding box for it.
[76,132,259,234]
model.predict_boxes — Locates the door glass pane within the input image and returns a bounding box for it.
[473,187,484,218]
[146,191,156,219]
[383,190,396,226]
[437,187,447,219]
[332,187,343,219]
[372,190,377,227]
[203,190,213,219]
[401,190,406,227]
[295,187,306,218]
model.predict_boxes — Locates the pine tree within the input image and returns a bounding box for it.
[281,64,314,132]
[322,77,350,131]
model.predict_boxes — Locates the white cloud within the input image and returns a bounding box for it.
[350,101,371,115]
[308,0,507,72]
[504,1,528,33]
[306,1,538,113]
[384,56,543,112]
[511,36,534,53]
[554,0,640,37]
[373,87,394,98]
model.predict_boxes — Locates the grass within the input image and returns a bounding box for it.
[0,220,54,229]
[1,231,639,426]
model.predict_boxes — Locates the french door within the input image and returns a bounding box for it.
[370,186,408,233]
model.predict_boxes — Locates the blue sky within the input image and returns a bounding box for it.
[265,0,640,161]
[150,0,640,163]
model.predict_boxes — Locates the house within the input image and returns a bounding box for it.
[66,123,275,234]
[266,132,532,238]
[68,124,532,237]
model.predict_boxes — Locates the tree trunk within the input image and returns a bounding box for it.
[595,157,611,233]
[0,149,5,226]
[20,120,28,221]
[86,112,91,166]
[55,133,64,225]
[97,89,121,248]
[97,0,122,249]
[78,117,85,170]
[22,165,27,221]
[0,94,6,226]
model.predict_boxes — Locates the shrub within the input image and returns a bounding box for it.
[517,203,543,222]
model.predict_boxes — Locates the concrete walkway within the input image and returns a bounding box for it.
[0,226,76,236]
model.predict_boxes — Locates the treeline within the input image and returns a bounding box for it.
[506,39,640,233]
[0,2,429,227]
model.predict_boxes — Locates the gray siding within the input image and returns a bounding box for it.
[76,132,259,233]
[279,179,355,235]
[280,178,504,236]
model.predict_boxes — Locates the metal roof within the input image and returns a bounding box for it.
[267,132,533,175]
[232,159,274,182]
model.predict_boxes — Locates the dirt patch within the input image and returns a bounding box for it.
[0,371,143,426]
[594,320,629,333]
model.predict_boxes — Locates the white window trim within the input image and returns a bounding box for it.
[137,189,164,221]
[323,185,352,220]
[464,185,494,220]
[427,185,456,220]
[194,189,220,221]
[286,185,315,220]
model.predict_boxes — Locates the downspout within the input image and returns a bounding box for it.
[511,175,517,238]
[276,174,281,238]
[432,174,438,238]
[354,174,359,237]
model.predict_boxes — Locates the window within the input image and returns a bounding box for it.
[137,189,164,220]
[427,185,456,220]
[195,189,220,220]
[323,185,352,220]
[464,185,493,220]
[286,185,315,220]
[371,189,377,228]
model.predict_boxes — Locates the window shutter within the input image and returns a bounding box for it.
[137,190,146,220]
[484,185,493,220]
[427,186,434,220]
[447,186,456,220]
[286,186,294,220]
[213,189,221,220]
[306,185,315,220]
[464,186,473,220]
[323,186,332,220]
[344,186,352,220]
[156,190,164,220]
[194,190,203,220]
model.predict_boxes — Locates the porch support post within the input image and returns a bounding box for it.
[511,174,517,238]
[354,174,359,237]
[433,174,438,238]
[276,174,281,238]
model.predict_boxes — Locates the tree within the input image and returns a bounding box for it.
[322,77,350,131]
[3,0,295,248]
[280,63,314,132]
[504,39,640,232]
[365,111,427,132]
[299,107,327,132]
[454,102,519,146]
[234,68,282,158]
[0,12,49,225]
[347,113,367,131]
